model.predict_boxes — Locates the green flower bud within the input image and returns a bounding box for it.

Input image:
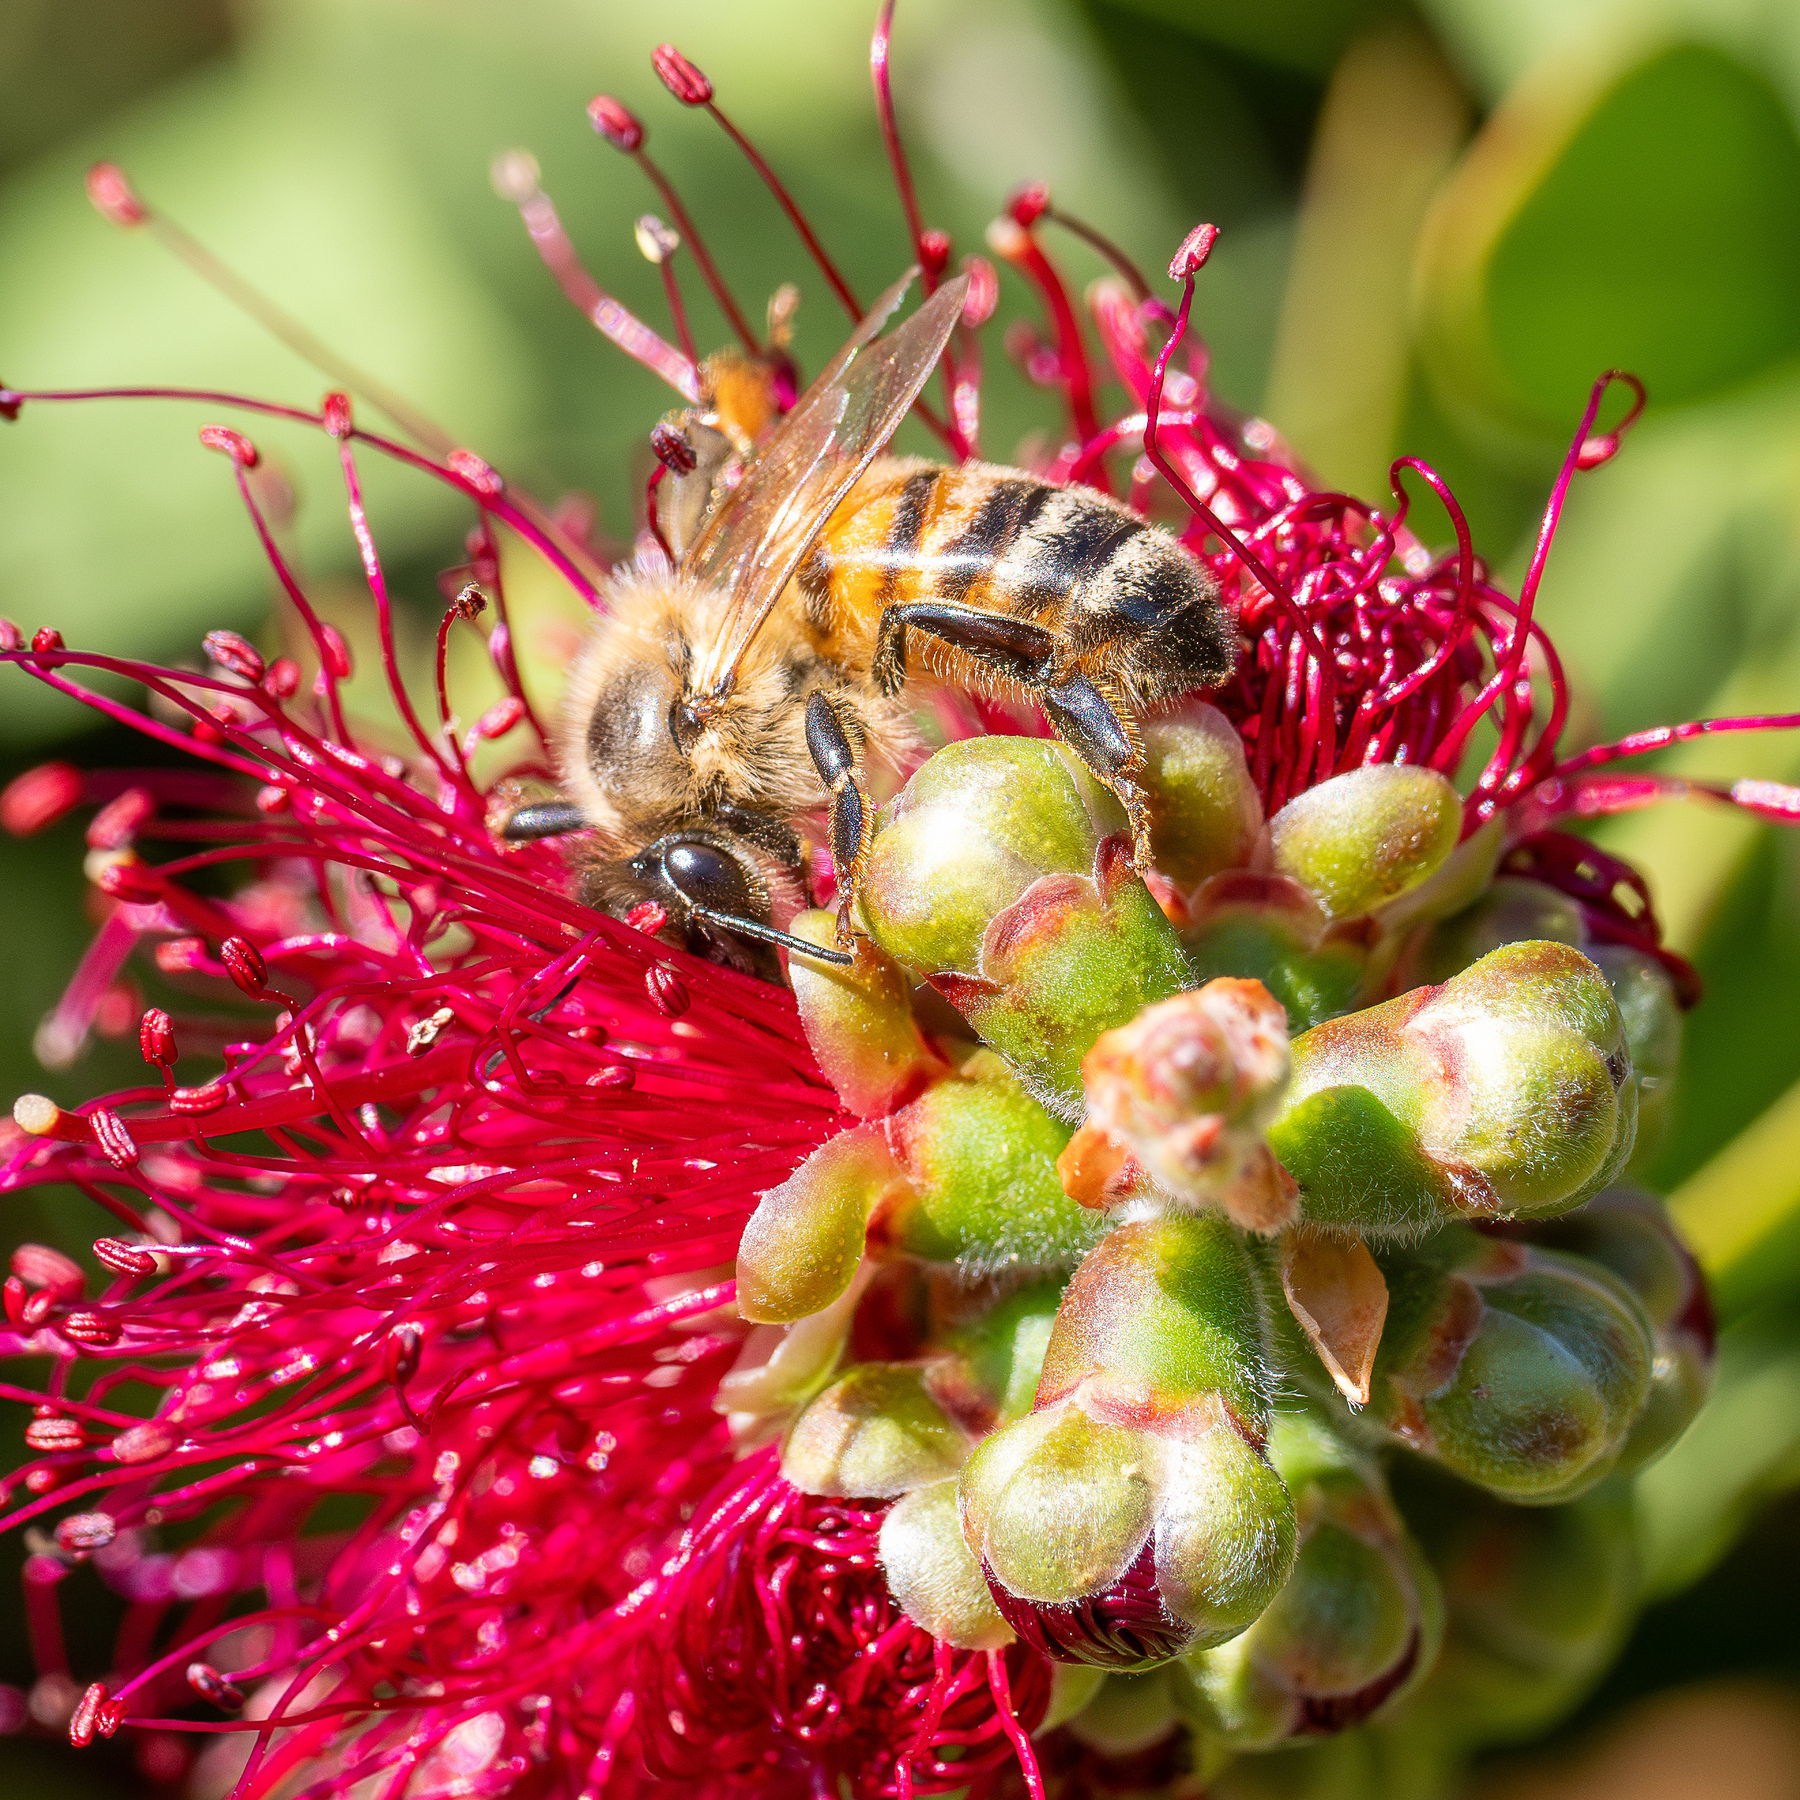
[1370,1227,1654,1502]
[858,736,1194,1115]
[1180,874,1367,1033]
[1393,1464,1639,1747]
[1516,1188,1714,1473]
[1266,765,1462,923]
[1170,1414,1442,1750]
[1139,699,1263,893]
[1269,940,1637,1237]
[1064,1669,1180,1757]
[786,909,949,1117]
[935,1275,1068,1429]
[879,1477,1014,1649]
[959,1215,1296,1668]
[736,1056,1097,1323]
[781,1361,972,1498]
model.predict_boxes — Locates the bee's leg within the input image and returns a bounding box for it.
[804,691,874,946]
[871,600,1055,698]
[1040,675,1154,868]
[500,801,590,841]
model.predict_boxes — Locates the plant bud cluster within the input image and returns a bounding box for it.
[734,724,1712,1779]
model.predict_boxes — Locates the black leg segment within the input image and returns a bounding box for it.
[871,600,1057,698]
[501,800,590,841]
[1042,676,1137,781]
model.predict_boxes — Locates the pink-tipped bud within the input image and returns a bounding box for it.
[1170,223,1220,280]
[13,1244,84,1296]
[220,936,268,998]
[61,1311,121,1348]
[447,447,503,497]
[94,858,163,904]
[588,94,645,151]
[1008,183,1050,229]
[652,44,714,105]
[187,1664,244,1708]
[321,390,354,439]
[197,423,259,466]
[203,629,265,682]
[318,623,353,679]
[919,229,952,279]
[646,965,690,1018]
[1,762,83,836]
[53,1512,115,1555]
[88,1108,139,1172]
[86,164,147,228]
[961,255,999,328]
[650,421,697,474]
[139,1007,177,1068]
[86,787,153,850]
[94,1238,156,1277]
[265,656,300,698]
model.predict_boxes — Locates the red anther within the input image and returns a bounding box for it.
[1169,222,1220,280]
[1575,432,1620,470]
[154,938,207,974]
[386,1325,423,1386]
[624,901,668,935]
[256,782,291,814]
[1008,182,1050,229]
[96,1697,124,1737]
[31,627,64,654]
[2,1276,25,1326]
[587,94,645,152]
[220,935,268,998]
[451,582,488,622]
[197,423,259,466]
[24,1415,86,1453]
[86,787,154,850]
[646,965,691,1018]
[53,1511,116,1554]
[471,696,526,742]
[94,858,164,904]
[203,629,265,681]
[111,1421,178,1464]
[650,421,697,474]
[321,390,354,438]
[187,1664,244,1709]
[447,447,504,497]
[13,1244,83,1295]
[89,1108,139,1171]
[94,1237,156,1277]
[961,255,999,327]
[169,1083,229,1116]
[586,1064,636,1093]
[23,1469,62,1494]
[61,1311,121,1348]
[265,656,300,697]
[86,162,148,228]
[69,1682,107,1747]
[319,622,353,679]
[0,761,83,836]
[20,1289,56,1328]
[919,228,952,279]
[0,619,22,648]
[652,44,714,106]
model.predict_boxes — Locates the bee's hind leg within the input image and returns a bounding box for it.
[1040,675,1154,871]
[804,691,875,947]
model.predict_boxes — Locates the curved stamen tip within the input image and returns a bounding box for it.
[588,94,645,152]
[198,423,259,467]
[489,149,542,205]
[1007,182,1050,229]
[1575,370,1648,469]
[86,162,148,229]
[1170,222,1220,281]
[653,44,714,107]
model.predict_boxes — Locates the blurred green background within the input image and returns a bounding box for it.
[2,0,1799,1793]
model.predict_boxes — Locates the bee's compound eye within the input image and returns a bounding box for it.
[660,839,754,916]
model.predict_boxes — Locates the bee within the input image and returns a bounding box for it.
[502,269,1233,973]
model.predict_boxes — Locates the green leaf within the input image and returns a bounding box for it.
[1416,40,1800,437]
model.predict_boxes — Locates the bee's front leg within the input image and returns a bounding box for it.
[804,691,874,946]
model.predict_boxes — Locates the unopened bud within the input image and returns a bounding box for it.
[587,95,645,152]
[652,44,714,105]
[220,936,268,998]
[1,762,83,836]
[781,1362,970,1498]
[86,163,147,228]
[1140,701,1263,893]
[880,1479,1014,1650]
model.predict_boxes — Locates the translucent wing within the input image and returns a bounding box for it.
[682,269,969,702]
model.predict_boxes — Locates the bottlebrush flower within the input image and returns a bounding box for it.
[1,8,1796,1800]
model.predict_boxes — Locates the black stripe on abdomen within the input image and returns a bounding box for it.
[937,479,1051,605]
[1018,498,1145,602]
[876,468,941,611]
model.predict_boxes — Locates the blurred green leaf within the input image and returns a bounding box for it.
[1084,0,1405,78]
[1416,39,1800,438]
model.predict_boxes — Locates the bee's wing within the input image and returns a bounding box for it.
[682,269,969,700]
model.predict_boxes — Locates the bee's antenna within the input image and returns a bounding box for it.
[692,908,853,966]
